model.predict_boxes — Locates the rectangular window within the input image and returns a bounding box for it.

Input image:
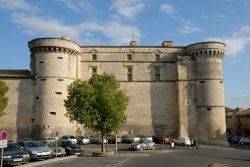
[40,61,44,64]
[92,54,97,60]
[50,112,56,115]
[127,54,132,61]
[155,54,160,61]
[58,78,64,81]
[155,67,160,81]
[55,92,62,95]
[57,56,63,59]
[92,67,97,74]
[40,78,47,81]
[127,67,133,81]
[200,80,205,83]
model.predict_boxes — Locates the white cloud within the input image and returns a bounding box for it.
[59,0,93,13]
[110,0,146,20]
[11,13,141,45]
[159,3,176,15]
[207,26,250,57]
[0,0,40,12]
[227,95,250,109]
[180,22,202,34]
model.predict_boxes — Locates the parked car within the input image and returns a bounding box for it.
[42,137,55,143]
[152,135,171,144]
[60,135,77,143]
[232,136,242,144]
[19,141,52,160]
[43,141,66,157]
[59,140,83,156]
[1,143,30,166]
[89,136,107,144]
[172,137,191,146]
[128,140,156,151]
[121,135,141,143]
[76,136,90,145]
[107,136,122,143]
[139,136,153,142]
[239,137,250,145]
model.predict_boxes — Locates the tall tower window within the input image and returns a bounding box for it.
[92,54,97,61]
[155,54,160,61]
[127,67,133,81]
[127,54,132,61]
[155,67,160,81]
[92,67,97,74]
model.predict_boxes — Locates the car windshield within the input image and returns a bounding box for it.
[24,142,45,147]
[4,143,21,151]
[69,136,76,139]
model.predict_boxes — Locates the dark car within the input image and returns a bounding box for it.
[1,143,30,166]
[152,135,171,144]
[59,140,83,156]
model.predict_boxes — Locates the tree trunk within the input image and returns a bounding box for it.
[105,136,108,151]
[101,134,104,152]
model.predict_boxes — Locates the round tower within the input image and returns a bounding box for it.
[186,42,227,146]
[28,37,81,138]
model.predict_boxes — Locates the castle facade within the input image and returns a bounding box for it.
[0,37,227,145]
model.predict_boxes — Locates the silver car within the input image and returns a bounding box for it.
[19,141,52,160]
[128,140,156,151]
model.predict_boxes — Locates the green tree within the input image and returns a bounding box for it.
[0,80,9,117]
[64,73,129,152]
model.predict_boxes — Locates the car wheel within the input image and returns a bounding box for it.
[152,145,155,150]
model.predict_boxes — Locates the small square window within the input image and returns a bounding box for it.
[155,54,160,61]
[92,54,97,60]
[127,54,132,61]
[207,108,211,111]
[92,67,97,74]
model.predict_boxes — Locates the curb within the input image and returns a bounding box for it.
[19,155,78,167]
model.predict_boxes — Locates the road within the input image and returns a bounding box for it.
[31,143,250,167]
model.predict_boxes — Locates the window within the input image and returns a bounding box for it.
[92,67,97,74]
[155,54,160,61]
[200,80,205,83]
[35,97,39,100]
[40,78,47,81]
[127,54,132,61]
[40,61,44,64]
[155,67,160,81]
[58,78,64,81]
[57,56,63,59]
[92,54,97,60]
[127,67,133,81]
[55,92,62,95]
[207,108,211,111]
[50,112,56,115]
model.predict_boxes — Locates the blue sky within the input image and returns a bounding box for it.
[0,0,250,109]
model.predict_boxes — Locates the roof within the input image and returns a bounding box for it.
[236,108,250,117]
[0,70,32,78]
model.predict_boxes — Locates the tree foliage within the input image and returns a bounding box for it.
[0,81,9,117]
[64,73,129,139]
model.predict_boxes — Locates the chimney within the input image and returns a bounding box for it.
[130,41,138,47]
[162,40,173,47]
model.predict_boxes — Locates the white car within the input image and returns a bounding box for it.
[76,136,90,145]
[239,137,250,145]
[172,137,191,146]
[60,135,77,143]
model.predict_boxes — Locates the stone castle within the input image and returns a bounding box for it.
[0,37,227,145]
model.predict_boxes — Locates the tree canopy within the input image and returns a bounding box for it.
[64,73,129,140]
[0,80,9,117]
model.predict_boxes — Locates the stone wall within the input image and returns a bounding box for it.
[0,78,33,142]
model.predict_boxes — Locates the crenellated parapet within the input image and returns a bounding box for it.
[186,41,225,60]
[30,46,80,56]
